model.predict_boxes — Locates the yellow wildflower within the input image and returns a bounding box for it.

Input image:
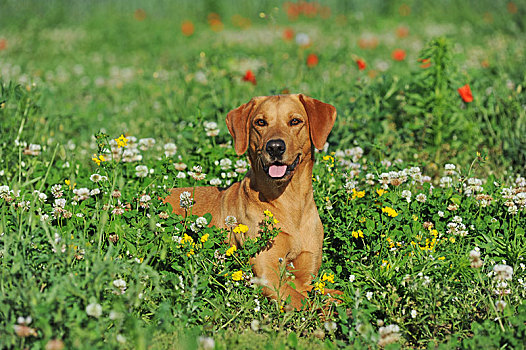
[263,210,273,217]
[64,179,76,189]
[376,188,387,196]
[226,245,237,256]
[412,214,418,221]
[352,230,364,239]
[438,256,445,260]
[449,237,456,243]
[322,155,334,163]
[115,134,128,148]
[182,233,194,245]
[322,273,335,284]
[233,224,249,234]
[232,270,243,281]
[381,259,390,269]
[92,154,106,166]
[359,217,366,223]
[314,281,325,294]
[352,188,365,199]
[186,249,194,257]
[382,206,398,217]
[273,218,279,224]
[200,233,209,243]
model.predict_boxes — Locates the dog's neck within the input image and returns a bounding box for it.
[246,156,315,206]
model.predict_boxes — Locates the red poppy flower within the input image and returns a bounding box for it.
[306,53,319,67]
[243,70,257,85]
[392,49,406,61]
[0,39,6,51]
[458,84,473,103]
[283,28,294,41]
[356,59,366,70]
[181,21,195,37]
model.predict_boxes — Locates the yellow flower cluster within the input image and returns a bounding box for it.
[410,229,438,252]
[92,154,106,166]
[263,210,279,224]
[352,230,364,239]
[376,188,387,196]
[351,188,365,199]
[232,270,243,281]
[233,224,248,235]
[226,245,237,256]
[314,273,335,294]
[115,134,128,148]
[382,206,398,217]
[322,273,335,284]
[200,233,209,243]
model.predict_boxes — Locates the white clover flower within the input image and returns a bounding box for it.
[493,264,513,281]
[38,192,47,202]
[250,319,260,332]
[90,188,100,196]
[195,216,208,228]
[401,190,412,202]
[416,193,427,203]
[73,188,90,201]
[225,215,237,227]
[219,158,232,170]
[235,159,248,173]
[349,275,355,282]
[138,138,156,151]
[86,303,103,318]
[179,191,193,209]
[164,143,177,157]
[176,172,186,179]
[366,291,373,300]
[209,178,221,186]
[54,198,66,208]
[204,121,219,137]
[440,176,452,187]
[90,173,102,182]
[135,165,148,177]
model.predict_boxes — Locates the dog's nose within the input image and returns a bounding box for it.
[266,139,286,158]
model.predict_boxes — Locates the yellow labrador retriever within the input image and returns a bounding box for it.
[164,94,337,309]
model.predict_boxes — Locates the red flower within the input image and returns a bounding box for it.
[243,70,256,85]
[458,84,473,103]
[392,49,406,61]
[306,53,319,67]
[356,59,366,70]
[283,28,294,41]
[181,21,195,36]
[419,58,431,68]
[0,39,6,51]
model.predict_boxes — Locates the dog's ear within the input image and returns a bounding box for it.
[299,94,337,150]
[226,97,262,155]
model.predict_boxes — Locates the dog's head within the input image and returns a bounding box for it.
[226,94,336,183]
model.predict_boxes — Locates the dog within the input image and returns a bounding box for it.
[164,94,337,309]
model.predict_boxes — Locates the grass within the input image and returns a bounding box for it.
[1,0,525,349]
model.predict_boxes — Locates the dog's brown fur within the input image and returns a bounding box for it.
[164,94,337,309]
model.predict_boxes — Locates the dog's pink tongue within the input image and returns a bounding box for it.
[269,165,287,178]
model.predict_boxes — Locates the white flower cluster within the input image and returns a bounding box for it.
[446,216,468,237]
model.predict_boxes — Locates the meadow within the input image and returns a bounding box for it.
[0,0,525,349]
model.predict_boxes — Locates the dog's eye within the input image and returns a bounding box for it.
[289,118,302,126]
[255,119,267,127]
